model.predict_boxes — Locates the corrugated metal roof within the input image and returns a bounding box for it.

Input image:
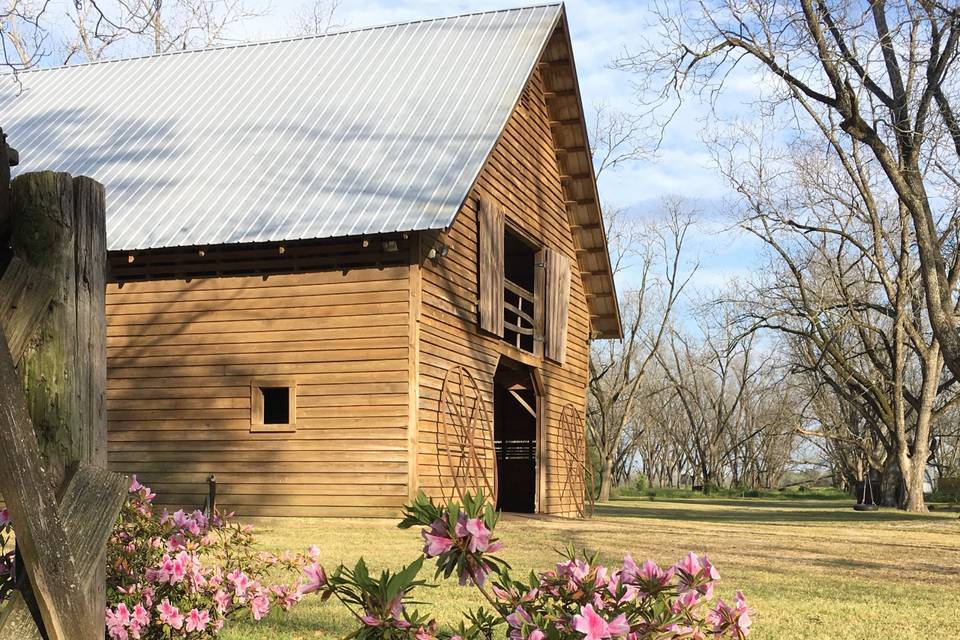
[2,4,563,251]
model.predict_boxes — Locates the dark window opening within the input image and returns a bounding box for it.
[261,387,290,424]
[503,228,538,353]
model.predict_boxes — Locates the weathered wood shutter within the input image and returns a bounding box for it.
[478,197,504,336]
[545,247,572,364]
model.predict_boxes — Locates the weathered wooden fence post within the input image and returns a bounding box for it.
[0,164,126,639]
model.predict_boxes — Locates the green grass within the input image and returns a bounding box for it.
[222,497,960,640]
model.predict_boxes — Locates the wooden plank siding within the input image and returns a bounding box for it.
[105,267,414,517]
[415,67,590,517]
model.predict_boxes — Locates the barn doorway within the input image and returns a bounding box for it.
[493,358,540,513]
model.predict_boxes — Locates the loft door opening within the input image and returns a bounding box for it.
[494,358,539,513]
[503,228,539,353]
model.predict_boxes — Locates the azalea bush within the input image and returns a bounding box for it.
[0,507,14,604]
[307,491,752,640]
[103,476,323,639]
[1,483,751,640]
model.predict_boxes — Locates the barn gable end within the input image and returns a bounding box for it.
[414,61,595,516]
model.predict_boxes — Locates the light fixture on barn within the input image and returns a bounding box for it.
[427,243,450,263]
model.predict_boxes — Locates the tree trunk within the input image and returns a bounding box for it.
[880,459,901,507]
[598,455,614,502]
[900,458,927,512]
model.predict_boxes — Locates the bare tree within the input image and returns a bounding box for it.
[620,0,960,398]
[2,0,269,71]
[1,0,48,71]
[590,100,650,179]
[710,121,960,509]
[289,0,340,37]
[587,200,696,500]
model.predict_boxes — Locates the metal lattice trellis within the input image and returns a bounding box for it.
[437,366,498,504]
[559,403,594,517]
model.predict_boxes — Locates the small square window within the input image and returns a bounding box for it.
[251,379,297,432]
[261,387,290,424]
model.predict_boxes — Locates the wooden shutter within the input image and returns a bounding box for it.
[478,197,505,336]
[545,247,571,364]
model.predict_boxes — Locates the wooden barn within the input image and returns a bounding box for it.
[3,3,621,517]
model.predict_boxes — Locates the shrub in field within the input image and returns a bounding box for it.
[935,477,960,502]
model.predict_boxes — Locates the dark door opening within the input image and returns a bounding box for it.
[494,359,539,513]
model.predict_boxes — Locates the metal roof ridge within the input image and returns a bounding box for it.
[1,3,564,78]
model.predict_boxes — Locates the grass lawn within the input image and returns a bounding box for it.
[223,496,960,640]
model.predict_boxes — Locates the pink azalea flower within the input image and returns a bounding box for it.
[299,562,327,594]
[157,599,184,630]
[308,544,321,558]
[250,594,270,620]
[185,608,210,633]
[422,530,454,557]
[703,557,720,581]
[676,552,703,577]
[213,589,231,613]
[115,603,131,625]
[528,630,546,640]
[621,555,639,581]
[228,568,250,596]
[387,594,405,622]
[607,614,630,637]
[105,604,131,640]
[132,604,149,628]
[462,517,492,552]
[506,605,534,628]
[557,558,591,582]
[361,614,382,627]
[571,604,608,640]
[708,591,752,637]
[638,560,669,583]
[672,589,701,612]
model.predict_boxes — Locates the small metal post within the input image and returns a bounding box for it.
[204,474,217,517]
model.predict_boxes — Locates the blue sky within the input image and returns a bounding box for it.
[233,0,764,298]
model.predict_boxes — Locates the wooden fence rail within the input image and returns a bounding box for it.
[0,133,126,639]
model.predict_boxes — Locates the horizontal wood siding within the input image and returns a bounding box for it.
[417,67,590,517]
[106,267,412,517]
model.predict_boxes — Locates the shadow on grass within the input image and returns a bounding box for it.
[595,499,944,525]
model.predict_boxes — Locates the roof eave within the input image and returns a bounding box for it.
[539,7,622,339]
